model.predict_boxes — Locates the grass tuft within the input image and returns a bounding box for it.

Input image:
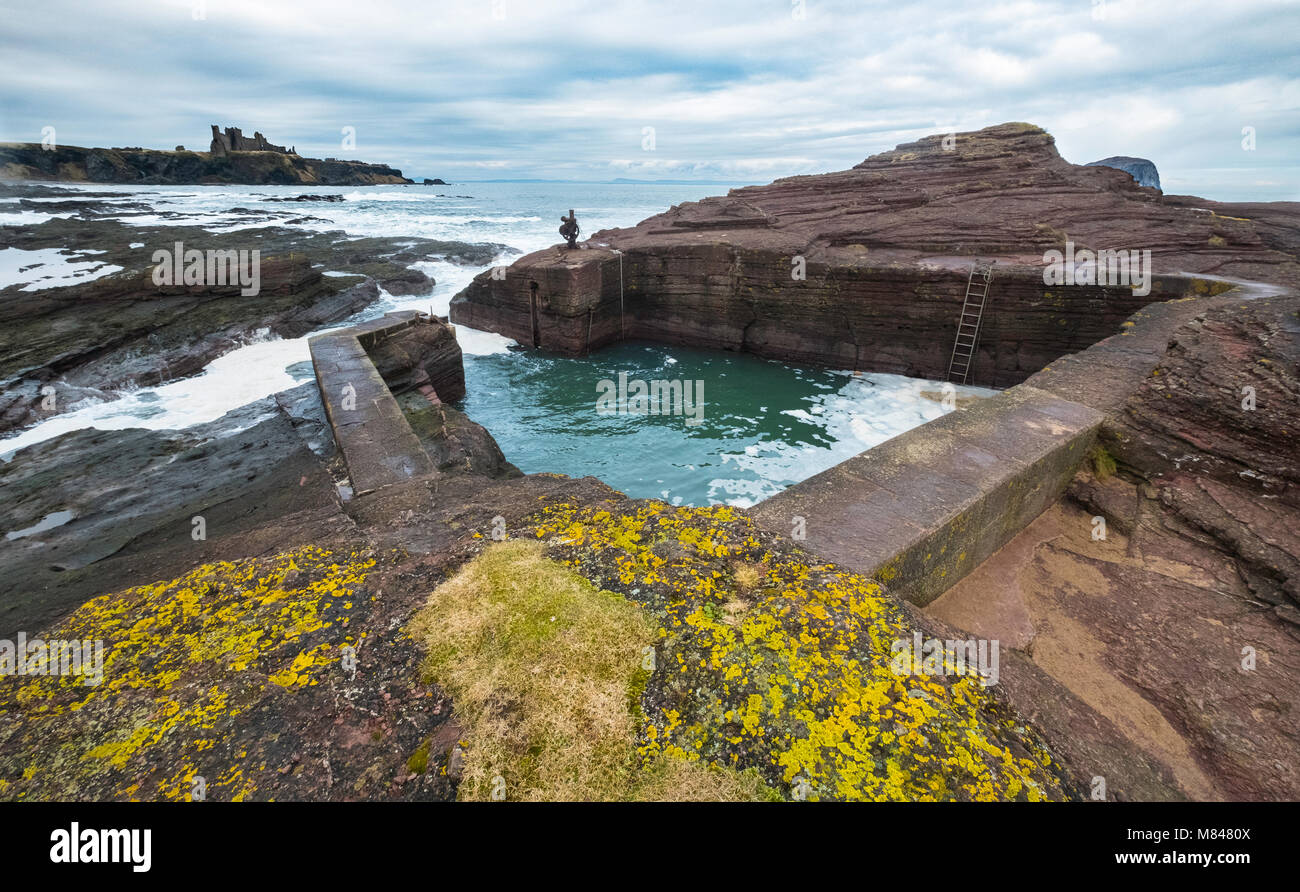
[411,539,772,801]
[1091,445,1118,480]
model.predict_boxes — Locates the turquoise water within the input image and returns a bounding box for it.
[463,340,990,507]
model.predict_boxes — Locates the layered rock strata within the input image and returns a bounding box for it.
[452,123,1299,387]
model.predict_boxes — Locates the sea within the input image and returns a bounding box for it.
[0,181,993,506]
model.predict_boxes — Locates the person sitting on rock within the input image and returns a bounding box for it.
[559,210,580,249]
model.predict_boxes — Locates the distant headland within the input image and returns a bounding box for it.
[0,124,413,186]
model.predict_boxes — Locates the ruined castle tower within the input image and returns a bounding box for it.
[209,125,295,156]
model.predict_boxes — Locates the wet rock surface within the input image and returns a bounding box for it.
[0,192,510,435]
[0,384,346,639]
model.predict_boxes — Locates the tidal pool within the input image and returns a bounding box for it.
[461,340,994,507]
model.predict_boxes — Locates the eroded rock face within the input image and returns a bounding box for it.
[1102,294,1300,613]
[929,290,1300,801]
[366,315,467,403]
[451,123,1300,385]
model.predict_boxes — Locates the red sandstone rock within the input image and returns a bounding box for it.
[451,123,1300,387]
[1102,294,1300,611]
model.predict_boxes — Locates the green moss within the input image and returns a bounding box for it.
[1091,445,1118,480]
[407,738,432,775]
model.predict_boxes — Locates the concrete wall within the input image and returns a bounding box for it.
[308,311,436,495]
[751,385,1102,605]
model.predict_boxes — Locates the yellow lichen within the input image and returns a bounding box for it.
[0,546,374,801]
[529,501,1069,802]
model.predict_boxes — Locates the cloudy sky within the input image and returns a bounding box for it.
[1,0,1297,199]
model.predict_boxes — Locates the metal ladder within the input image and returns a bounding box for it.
[947,260,994,385]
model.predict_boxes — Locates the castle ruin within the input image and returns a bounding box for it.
[209,125,296,156]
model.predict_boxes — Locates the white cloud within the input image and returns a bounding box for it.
[0,0,1295,197]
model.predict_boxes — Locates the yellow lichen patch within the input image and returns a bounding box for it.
[0,546,374,801]
[530,501,1072,802]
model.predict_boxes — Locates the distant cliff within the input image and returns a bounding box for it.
[1085,155,1161,191]
[0,143,412,185]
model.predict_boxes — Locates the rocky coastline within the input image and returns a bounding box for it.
[2,124,1298,802]
[0,183,510,434]
[0,142,412,186]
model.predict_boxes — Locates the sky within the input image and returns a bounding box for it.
[1,0,1297,199]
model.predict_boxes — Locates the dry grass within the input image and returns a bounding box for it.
[411,539,774,801]
[731,560,765,593]
[631,757,779,802]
